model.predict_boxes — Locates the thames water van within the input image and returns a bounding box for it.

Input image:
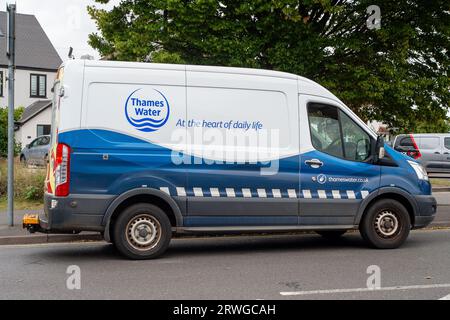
[393,133,450,174]
[23,60,436,259]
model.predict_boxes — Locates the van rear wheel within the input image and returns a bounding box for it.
[113,203,171,259]
[360,199,411,249]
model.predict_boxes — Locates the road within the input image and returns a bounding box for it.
[0,229,449,300]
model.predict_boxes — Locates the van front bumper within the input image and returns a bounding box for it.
[413,194,437,229]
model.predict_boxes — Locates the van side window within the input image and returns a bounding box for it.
[307,103,343,158]
[307,103,371,161]
[399,136,414,147]
[445,137,450,150]
[340,111,371,161]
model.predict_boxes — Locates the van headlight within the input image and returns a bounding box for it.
[407,160,428,181]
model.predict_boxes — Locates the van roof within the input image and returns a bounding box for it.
[75,60,339,101]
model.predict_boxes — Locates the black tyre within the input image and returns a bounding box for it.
[360,199,411,249]
[113,203,171,259]
[20,155,27,165]
[316,230,346,240]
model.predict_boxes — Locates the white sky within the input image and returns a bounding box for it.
[3,0,120,60]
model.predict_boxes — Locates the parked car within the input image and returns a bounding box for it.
[23,60,436,259]
[393,133,450,173]
[20,135,51,166]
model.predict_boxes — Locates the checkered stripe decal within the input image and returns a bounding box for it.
[160,187,370,199]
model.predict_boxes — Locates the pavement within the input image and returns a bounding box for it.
[0,229,449,299]
[1,191,449,245]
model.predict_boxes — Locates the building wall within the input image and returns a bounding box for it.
[0,68,57,108]
[14,106,52,148]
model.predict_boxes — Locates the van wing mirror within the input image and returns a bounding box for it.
[373,136,385,163]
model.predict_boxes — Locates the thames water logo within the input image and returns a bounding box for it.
[317,174,327,184]
[124,88,170,132]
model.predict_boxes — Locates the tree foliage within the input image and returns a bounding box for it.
[0,107,24,157]
[88,0,449,132]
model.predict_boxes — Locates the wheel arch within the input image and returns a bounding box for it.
[103,188,183,242]
[355,187,418,227]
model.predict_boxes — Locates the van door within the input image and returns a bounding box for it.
[299,95,380,226]
[184,69,300,227]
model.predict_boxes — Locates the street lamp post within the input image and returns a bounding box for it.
[6,3,16,227]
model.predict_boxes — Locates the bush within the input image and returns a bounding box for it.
[0,107,24,158]
[0,159,46,201]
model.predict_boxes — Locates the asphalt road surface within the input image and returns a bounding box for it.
[0,229,449,300]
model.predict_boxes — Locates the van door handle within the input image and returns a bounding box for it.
[305,159,323,168]
[434,152,441,154]
[444,152,449,155]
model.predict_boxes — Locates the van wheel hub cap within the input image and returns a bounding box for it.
[126,215,161,250]
[375,211,399,237]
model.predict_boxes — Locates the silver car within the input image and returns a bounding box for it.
[20,135,51,166]
[393,133,450,173]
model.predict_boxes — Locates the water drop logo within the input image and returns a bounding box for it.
[317,174,327,184]
[124,88,170,132]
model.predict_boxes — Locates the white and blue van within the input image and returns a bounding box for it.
[24,60,436,259]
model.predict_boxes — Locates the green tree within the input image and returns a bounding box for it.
[88,0,449,132]
[0,107,24,158]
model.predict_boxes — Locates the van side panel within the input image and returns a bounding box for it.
[58,65,188,219]
[184,70,300,226]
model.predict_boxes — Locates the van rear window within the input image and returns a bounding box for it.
[445,137,450,150]
[398,136,414,147]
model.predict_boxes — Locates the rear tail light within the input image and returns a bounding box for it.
[410,134,422,159]
[54,143,71,197]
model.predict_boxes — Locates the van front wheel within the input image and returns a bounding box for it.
[360,199,411,249]
[113,203,171,259]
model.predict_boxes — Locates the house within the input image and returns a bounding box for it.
[14,100,52,148]
[0,11,62,147]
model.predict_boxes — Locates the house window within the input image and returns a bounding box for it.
[37,124,51,137]
[30,74,47,98]
[0,71,3,97]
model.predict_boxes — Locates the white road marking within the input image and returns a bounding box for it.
[439,294,450,300]
[280,283,450,296]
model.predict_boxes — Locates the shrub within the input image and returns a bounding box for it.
[0,159,46,201]
[0,107,24,157]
